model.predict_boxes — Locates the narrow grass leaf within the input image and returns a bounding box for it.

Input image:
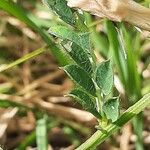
[36,118,48,150]
[85,13,109,58]
[0,99,30,110]
[17,121,58,150]
[105,20,127,87]
[103,97,120,122]
[63,65,96,96]
[121,25,141,100]
[0,47,46,72]
[0,0,70,66]
[17,131,36,150]
[96,60,113,95]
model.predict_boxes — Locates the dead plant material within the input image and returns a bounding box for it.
[67,0,150,31]
[33,99,97,126]
[18,70,65,95]
[120,123,132,150]
[0,108,18,141]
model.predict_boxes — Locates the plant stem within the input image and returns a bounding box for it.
[76,93,150,150]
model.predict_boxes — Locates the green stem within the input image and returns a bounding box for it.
[76,93,150,150]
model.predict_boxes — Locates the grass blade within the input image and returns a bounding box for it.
[17,121,58,150]
[0,0,70,66]
[105,20,127,88]
[0,99,31,110]
[0,47,46,72]
[36,117,48,150]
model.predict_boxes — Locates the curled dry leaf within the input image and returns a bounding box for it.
[67,0,150,31]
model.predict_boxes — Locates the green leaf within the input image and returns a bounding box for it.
[63,65,96,96]
[0,100,21,108]
[75,13,88,32]
[76,93,150,150]
[43,0,75,25]
[36,117,48,150]
[69,89,100,118]
[95,60,113,95]
[49,26,91,54]
[102,97,120,122]
[62,42,93,75]
[0,100,19,108]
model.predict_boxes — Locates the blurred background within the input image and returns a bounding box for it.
[0,0,150,150]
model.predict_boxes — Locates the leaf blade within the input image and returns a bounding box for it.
[63,42,93,75]
[96,60,113,95]
[102,97,120,122]
[36,117,48,150]
[0,0,70,66]
[43,0,75,25]
[63,65,96,96]
[69,89,100,118]
[49,26,91,54]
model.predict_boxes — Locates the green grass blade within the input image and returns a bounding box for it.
[85,13,109,58]
[17,131,36,150]
[121,25,143,150]
[0,0,70,66]
[105,20,127,88]
[0,99,31,110]
[17,121,58,150]
[76,93,150,150]
[121,25,141,101]
[36,117,48,150]
[0,47,46,72]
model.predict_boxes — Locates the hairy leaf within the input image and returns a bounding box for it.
[69,89,100,118]
[49,26,91,54]
[63,65,96,96]
[63,42,93,75]
[96,60,113,95]
[43,0,75,25]
[103,97,120,122]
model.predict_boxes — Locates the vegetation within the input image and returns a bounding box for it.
[0,0,150,150]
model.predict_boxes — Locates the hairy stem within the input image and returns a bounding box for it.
[76,93,150,150]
